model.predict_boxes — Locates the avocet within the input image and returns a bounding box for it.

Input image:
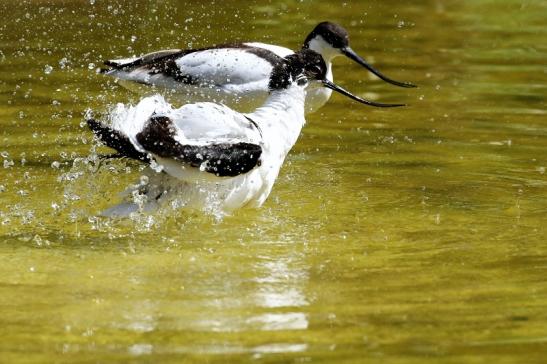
[102,22,415,114]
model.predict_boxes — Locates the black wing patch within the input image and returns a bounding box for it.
[103,49,200,85]
[136,116,262,177]
[103,58,199,85]
[104,49,184,70]
[146,58,200,85]
[87,119,150,162]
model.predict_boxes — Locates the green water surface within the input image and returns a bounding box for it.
[1,0,546,362]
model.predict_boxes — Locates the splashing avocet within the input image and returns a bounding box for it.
[88,50,404,217]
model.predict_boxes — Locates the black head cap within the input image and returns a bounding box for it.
[303,21,349,49]
[268,49,327,91]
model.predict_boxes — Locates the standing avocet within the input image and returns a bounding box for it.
[102,22,415,114]
[88,50,404,217]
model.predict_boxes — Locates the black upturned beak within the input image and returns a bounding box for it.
[342,47,417,88]
[322,79,405,108]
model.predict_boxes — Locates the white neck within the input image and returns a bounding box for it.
[307,35,341,63]
[249,83,307,151]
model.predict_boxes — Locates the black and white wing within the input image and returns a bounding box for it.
[136,115,262,177]
[88,95,263,178]
[102,45,284,90]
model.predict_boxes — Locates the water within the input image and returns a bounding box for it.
[1,0,546,362]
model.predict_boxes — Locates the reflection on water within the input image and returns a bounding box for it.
[254,257,309,309]
[1,0,547,362]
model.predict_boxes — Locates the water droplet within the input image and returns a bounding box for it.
[59,57,68,69]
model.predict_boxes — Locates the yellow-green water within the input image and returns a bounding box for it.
[1,0,546,362]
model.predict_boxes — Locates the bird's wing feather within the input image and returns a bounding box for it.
[167,102,261,143]
[97,95,262,176]
[243,42,294,58]
[103,45,285,92]
[87,119,150,162]
[136,115,262,177]
[106,48,279,87]
[104,49,184,69]
[172,48,278,86]
[108,95,260,145]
